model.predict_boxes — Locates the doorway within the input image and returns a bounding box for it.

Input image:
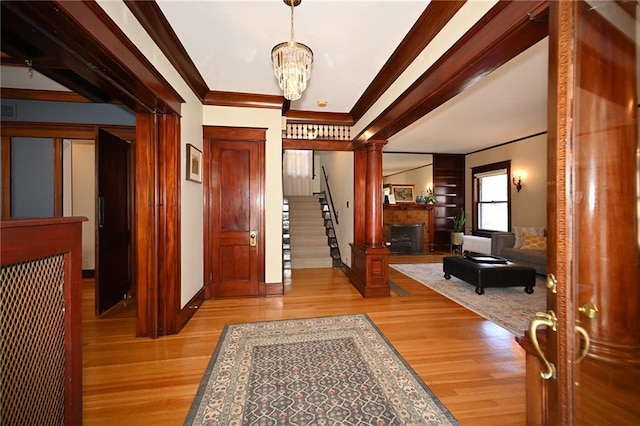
[96,129,133,316]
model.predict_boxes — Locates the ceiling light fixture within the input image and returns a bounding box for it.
[271,0,313,101]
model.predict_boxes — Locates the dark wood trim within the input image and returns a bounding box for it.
[546,2,571,422]
[203,126,268,141]
[176,287,204,332]
[353,149,366,247]
[467,131,547,155]
[53,137,63,217]
[350,0,466,121]
[82,269,96,279]
[134,113,159,338]
[282,139,353,151]
[203,137,213,298]
[133,112,182,337]
[0,122,132,139]
[157,114,182,335]
[204,91,284,109]
[1,136,11,218]
[259,281,285,297]
[354,0,548,146]
[124,0,209,102]
[0,88,93,103]
[1,1,184,114]
[470,160,512,235]
[284,111,354,126]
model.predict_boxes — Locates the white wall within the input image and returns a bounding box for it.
[62,139,96,270]
[202,106,284,283]
[466,133,547,229]
[312,152,321,194]
[97,0,204,307]
[71,141,96,270]
[318,151,354,267]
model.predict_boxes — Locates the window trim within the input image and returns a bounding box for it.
[472,160,512,237]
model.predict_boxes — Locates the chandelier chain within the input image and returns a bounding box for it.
[290,0,295,42]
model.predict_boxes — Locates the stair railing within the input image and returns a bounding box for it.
[321,166,339,225]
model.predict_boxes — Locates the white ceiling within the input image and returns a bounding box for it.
[156,0,429,114]
[0,0,550,174]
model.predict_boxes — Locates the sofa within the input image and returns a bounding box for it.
[491,229,547,275]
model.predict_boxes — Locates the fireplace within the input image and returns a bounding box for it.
[389,224,424,254]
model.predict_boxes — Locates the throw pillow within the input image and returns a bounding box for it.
[521,233,547,250]
[513,226,546,248]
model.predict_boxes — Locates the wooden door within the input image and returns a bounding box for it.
[539,1,640,423]
[96,129,131,315]
[204,126,265,298]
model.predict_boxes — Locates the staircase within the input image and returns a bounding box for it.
[286,195,334,269]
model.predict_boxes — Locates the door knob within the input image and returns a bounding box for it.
[578,302,598,319]
[529,310,558,380]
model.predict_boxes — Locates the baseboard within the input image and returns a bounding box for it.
[260,281,284,296]
[176,287,205,333]
[82,269,95,278]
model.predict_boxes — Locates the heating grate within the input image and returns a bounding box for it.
[1,255,66,426]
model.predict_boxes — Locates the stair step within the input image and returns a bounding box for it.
[291,258,333,269]
[290,230,326,239]
[285,195,335,270]
[290,236,327,246]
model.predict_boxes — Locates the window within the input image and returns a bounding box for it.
[472,161,511,235]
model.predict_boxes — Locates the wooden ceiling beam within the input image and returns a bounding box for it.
[354,0,549,148]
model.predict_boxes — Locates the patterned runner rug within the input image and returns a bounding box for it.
[185,314,459,425]
[390,263,546,337]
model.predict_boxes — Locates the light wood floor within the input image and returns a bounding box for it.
[82,254,526,425]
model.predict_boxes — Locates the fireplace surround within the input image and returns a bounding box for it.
[389,224,424,254]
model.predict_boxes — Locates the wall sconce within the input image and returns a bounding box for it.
[512,176,523,192]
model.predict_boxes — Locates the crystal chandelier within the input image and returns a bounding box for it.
[271,0,313,101]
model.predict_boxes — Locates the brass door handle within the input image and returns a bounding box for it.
[249,230,257,247]
[546,273,558,294]
[529,310,558,380]
[575,302,597,363]
[575,325,591,363]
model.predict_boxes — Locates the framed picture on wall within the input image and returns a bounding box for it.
[186,144,202,183]
[390,184,415,203]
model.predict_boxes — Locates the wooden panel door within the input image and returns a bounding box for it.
[96,129,131,315]
[538,1,640,424]
[204,127,265,298]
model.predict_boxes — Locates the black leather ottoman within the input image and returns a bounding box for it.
[443,254,536,295]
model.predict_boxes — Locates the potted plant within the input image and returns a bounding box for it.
[425,187,437,204]
[451,208,468,247]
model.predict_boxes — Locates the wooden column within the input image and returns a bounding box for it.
[364,141,385,247]
[349,140,390,297]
